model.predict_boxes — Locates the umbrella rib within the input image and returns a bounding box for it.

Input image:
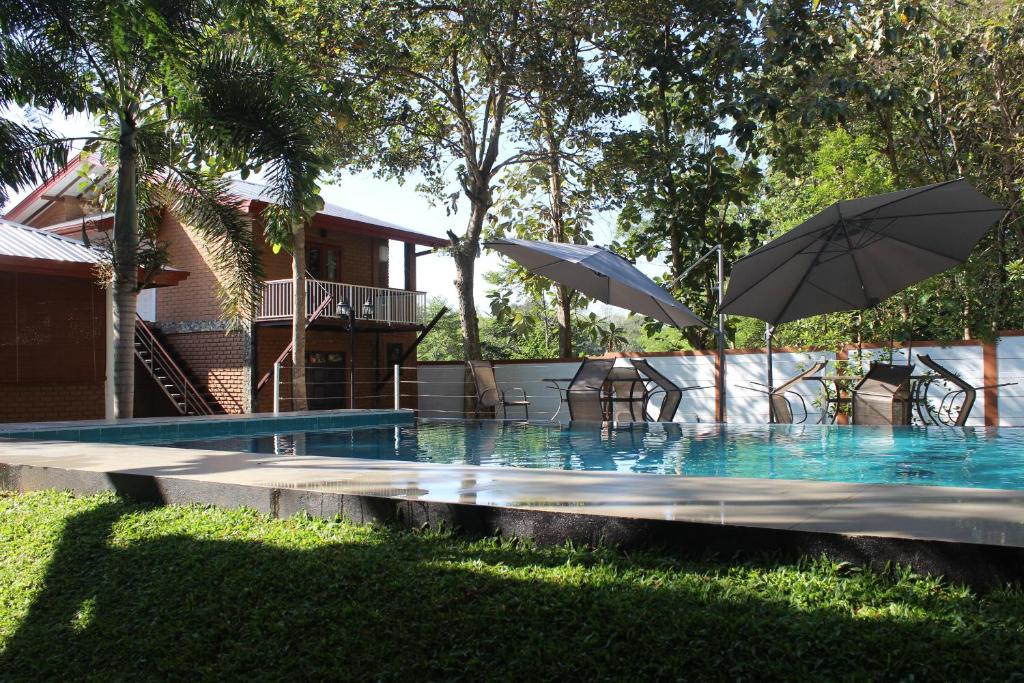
[802,277,865,310]
[853,224,965,263]
[847,178,961,220]
[655,296,707,329]
[841,221,871,307]
[768,224,840,325]
[855,207,1008,221]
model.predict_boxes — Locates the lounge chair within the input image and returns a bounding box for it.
[631,359,682,422]
[567,359,615,422]
[467,360,530,419]
[851,362,914,425]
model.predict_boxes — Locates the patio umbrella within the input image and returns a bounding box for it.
[719,178,1006,419]
[484,238,707,329]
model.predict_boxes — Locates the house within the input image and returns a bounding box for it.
[3,157,448,418]
[0,217,188,422]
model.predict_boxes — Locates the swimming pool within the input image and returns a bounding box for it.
[134,419,1024,491]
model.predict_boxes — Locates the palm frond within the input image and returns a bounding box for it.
[178,40,330,241]
[0,119,70,205]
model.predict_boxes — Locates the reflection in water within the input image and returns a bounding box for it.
[158,420,1024,491]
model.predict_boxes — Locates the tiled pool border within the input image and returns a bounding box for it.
[0,409,414,444]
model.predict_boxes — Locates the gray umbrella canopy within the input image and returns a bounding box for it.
[484,238,707,329]
[720,179,1007,325]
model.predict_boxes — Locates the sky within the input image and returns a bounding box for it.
[1,109,664,314]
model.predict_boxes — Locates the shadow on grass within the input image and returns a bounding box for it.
[2,498,1023,681]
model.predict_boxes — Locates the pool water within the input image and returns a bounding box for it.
[146,418,1024,491]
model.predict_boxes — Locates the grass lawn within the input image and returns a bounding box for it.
[1,490,1023,681]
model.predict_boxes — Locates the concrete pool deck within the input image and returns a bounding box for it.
[2,435,1024,588]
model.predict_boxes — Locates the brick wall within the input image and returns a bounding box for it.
[160,330,248,413]
[0,382,105,422]
[155,214,229,322]
[24,199,86,229]
[255,326,417,413]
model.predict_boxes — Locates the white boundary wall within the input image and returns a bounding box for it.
[417,335,1024,425]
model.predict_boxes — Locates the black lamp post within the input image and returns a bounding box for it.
[336,300,355,408]
[361,298,375,319]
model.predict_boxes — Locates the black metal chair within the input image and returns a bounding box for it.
[914,354,1017,426]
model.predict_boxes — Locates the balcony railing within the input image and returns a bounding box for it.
[258,279,427,326]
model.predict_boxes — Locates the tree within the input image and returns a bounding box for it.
[596,0,765,349]
[1,0,328,416]
[755,0,1024,341]
[495,0,607,358]
[296,0,536,360]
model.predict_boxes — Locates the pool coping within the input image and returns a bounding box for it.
[1,432,1023,589]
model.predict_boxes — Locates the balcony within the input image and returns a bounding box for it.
[257,279,427,326]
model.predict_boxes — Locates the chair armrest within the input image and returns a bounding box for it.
[501,387,529,404]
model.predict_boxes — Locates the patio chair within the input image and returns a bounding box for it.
[567,359,615,422]
[745,361,827,423]
[914,354,975,426]
[608,376,647,422]
[851,362,914,426]
[772,361,828,424]
[631,359,682,422]
[466,360,530,420]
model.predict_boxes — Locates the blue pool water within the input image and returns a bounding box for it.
[144,419,1024,491]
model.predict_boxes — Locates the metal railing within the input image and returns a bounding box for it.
[258,279,426,326]
[134,314,217,416]
[273,363,404,414]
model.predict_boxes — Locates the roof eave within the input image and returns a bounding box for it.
[246,199,449,248]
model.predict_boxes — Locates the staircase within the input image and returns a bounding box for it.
[134,315,223,416]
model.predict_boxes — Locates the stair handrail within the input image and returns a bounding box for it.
[135,314,216,415]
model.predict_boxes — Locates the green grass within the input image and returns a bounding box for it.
[1,490,1023,681]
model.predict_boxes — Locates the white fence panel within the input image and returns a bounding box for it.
[998,336,1024,426]
[416,364,466,419]
[416,342,1011,426]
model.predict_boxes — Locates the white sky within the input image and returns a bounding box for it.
[1,109,666,314]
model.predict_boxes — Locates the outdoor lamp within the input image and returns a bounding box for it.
[336,300,353,321]
[361,298,375,319]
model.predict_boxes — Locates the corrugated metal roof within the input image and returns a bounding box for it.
[0,218,106,263]
[229,180,426,235]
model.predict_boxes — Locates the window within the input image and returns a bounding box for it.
[307,247,321,279]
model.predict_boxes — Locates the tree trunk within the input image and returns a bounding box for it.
[542,113,573,359]
[453,228,481,361]
[111,109,140,419]
[291,225,308,410]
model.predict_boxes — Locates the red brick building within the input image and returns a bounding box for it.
[3,158,447,417]
[0,217,187,422]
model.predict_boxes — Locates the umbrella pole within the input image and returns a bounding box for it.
[765,323,775,423]
[716,244,726,423]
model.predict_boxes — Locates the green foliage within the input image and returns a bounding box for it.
[596,0,767,350]
[751,1,1024,347]
[4,489,1024,680]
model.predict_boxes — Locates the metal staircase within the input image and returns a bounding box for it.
[134,314,221,416]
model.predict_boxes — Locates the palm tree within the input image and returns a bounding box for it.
[0,0,327,417]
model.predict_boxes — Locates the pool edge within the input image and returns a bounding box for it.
[3,460,1021,591]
